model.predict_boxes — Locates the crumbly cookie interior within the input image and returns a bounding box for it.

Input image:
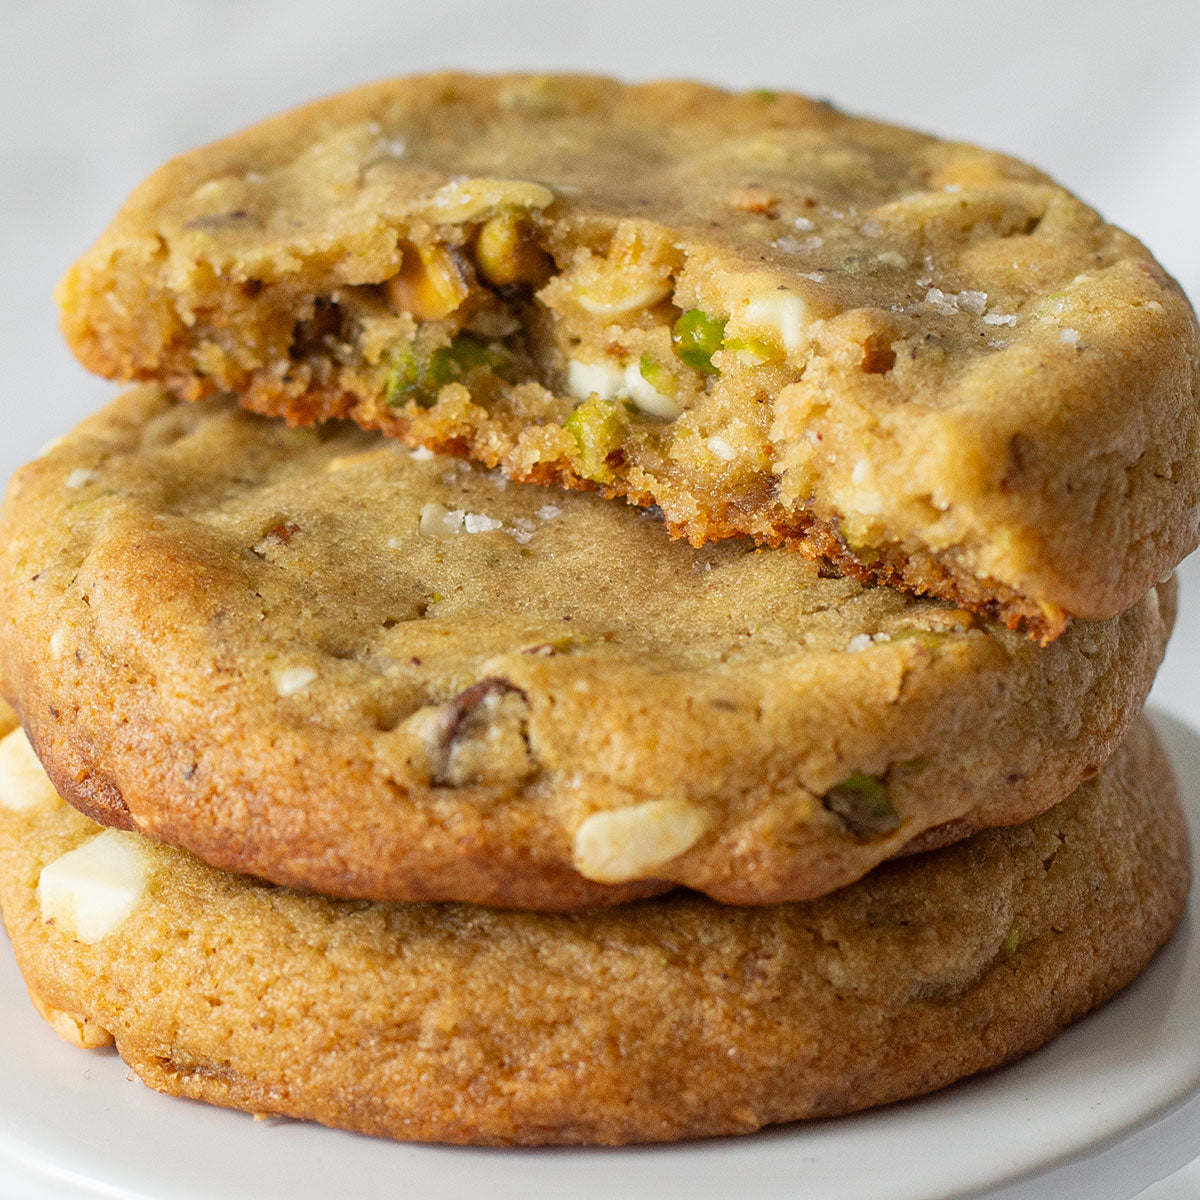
[137,179,1073,636]
[58,77,1200,640]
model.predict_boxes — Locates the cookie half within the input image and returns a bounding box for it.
[0,718,1187,1146]
[0,388,1175,908]
[57,73,1200,639]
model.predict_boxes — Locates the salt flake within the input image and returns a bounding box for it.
[462,512,503,534]
[957,290,988,315]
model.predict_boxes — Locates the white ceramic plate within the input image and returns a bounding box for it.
[0,710,1198,1200]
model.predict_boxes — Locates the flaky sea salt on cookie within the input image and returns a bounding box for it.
[0,719,1187,1145]
[0,388,1175,909]
[57,73,1200,639]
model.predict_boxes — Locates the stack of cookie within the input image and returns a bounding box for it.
[0,74,1196,1146]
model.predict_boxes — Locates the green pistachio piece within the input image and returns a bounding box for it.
[1001,926,1021,957]
[638,355,678,397]
[564,396,625,483]
[822,771,901,839]
[385,335,508,406]
[724,335,780,363]
[748,88,779,102]
[672,309,727,375]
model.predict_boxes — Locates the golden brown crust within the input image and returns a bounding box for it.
[0,719,1187,1145]
[57,72,1200,639]
[0,390,1175,908]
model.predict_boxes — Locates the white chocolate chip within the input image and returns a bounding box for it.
[65,468,98,490]
[566,358,627,403]
[38,830,147,944]
[49,629,69,659]
[573,798,712,883]
[622,361,679,418]
[706,435,737,462]
[274,666,317,697]
[741,291,812,354]
[0,729,63,813]
[565,358,680,419]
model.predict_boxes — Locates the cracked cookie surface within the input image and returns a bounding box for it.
[57,72,1200,639]
[0,389,1176,907]
[0,719,1187,1145]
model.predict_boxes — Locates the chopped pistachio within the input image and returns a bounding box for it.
[724,335,781,364]
[564,395,625,483]
[748,88,779,102]
[822,772,900,839]
[672,309,727,375]
[474,210,553,288]
[1001,925,1021,957]
[385,335,508,406]
[638,356,678,397]
[385,242,470,320]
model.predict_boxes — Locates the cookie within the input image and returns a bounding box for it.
[0,718,1187,1145]
[0,388,1175,908]
[0,699,15,738]
[57,73,1200,640]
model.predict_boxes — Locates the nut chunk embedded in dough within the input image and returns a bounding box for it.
[57,75,1200,640]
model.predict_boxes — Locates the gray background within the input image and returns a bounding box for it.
[1,2,1198,1194]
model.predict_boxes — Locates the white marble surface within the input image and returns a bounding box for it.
[1,2,1198,1195]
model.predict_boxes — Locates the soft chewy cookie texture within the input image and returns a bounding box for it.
[57,73,1200,640]
[0,388,1176,909]
[0,719,1187,1146]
